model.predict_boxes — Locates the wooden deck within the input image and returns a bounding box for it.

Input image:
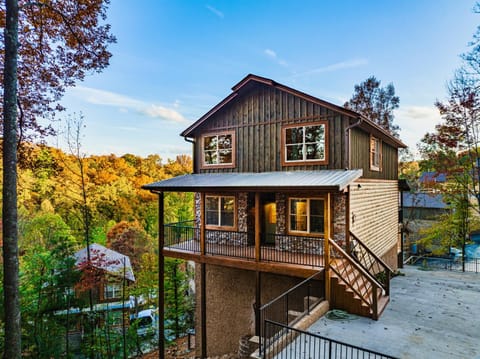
[163,240,325,278]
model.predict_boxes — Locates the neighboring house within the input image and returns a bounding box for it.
[143,74,406,357]
[402,191,449,254]
[74,243,135,305]
[402,173,449,256]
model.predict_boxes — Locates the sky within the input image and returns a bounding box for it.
[56,0,480,161]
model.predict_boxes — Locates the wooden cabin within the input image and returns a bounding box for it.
[144,74,406,357]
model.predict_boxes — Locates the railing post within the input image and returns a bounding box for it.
[372,284,378,320]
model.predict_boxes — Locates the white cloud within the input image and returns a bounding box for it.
[396,105,441,152]
[206,4,224,18]
[292,58,368,77]
[72,86,187,123]
[264,48,288,67]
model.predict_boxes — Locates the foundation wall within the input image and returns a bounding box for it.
[194,264,310,357]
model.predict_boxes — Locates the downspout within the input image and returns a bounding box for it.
[184,136,196,173]
[344,117,363,170]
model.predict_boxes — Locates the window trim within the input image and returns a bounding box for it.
[205,194,237,230]
[281,121,329,166]
[103,282,122,300]
[370,135,382,172]
[287,197,326,237]
[200,131,236,169]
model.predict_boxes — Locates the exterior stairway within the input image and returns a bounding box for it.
[327,233,392,320]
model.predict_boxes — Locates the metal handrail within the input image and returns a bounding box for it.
[263,319,398,359]
[259,271,324,357]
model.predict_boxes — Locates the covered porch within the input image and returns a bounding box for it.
[143,170,364,274]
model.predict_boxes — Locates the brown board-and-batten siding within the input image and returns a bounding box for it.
[349,127,399,180]
[192,84,352,173]
[349,180,399,260]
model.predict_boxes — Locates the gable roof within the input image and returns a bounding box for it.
[74,243,135,282]
[402,192,447,209]
[181,74,406,149]
[143,169,363,192]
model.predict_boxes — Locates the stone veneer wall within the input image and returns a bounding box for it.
[333,193,347,246]
[194,192,251,246]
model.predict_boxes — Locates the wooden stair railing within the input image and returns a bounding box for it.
[328,239,385,319]
[348,231,393,296]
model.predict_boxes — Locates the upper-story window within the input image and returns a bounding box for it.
[282,121,328,166]
[205,195,235,228]
[370,135,382,171]
[201,131,235,168]
[288,197,325,235]
[104,282,122,300]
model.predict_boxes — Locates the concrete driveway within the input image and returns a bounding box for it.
[309,265,480,359]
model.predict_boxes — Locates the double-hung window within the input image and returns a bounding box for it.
[202,131,235,168]
[205,195,235,228]
[283,122,328,165]
[289,198,325,235]
[104,283,122,300]
[370,135,382,171]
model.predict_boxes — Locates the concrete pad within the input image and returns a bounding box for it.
[308,265,480,359]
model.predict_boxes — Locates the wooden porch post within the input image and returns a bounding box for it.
[254,193,262,336]
[200,192,206,255]
[255,192,260,262]
[158,192,165,359]
[345,187,351,254]
[324,193,331,302]
[199,192,207,358]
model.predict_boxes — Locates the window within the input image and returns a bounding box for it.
[370,136,382,171]
[104,283,122,300]
[289,198,325,234]
[283,122,328,165]
[205,195,235,228]
[202,131,235,167]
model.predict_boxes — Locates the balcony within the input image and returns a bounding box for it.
[163,221,325,276]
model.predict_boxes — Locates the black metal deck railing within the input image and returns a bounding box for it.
[259,271,324,357]
[163,222,325,267]
[263,320,398,359]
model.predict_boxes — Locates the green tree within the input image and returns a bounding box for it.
[164,259,194,340]
[344,76,400,137]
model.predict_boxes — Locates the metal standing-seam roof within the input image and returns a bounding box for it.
[74,243,135,282]
[143,169,363,192]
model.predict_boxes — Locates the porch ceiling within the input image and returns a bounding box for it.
[143,169,363,193]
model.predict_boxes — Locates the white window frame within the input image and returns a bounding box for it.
[104,282,122,300]
[201,131,235,168]
[282,121,328,166]
[370,135,382,171]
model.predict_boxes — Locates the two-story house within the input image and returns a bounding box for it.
[144,74,406,357]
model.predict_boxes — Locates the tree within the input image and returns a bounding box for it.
[2,1,21,357]
[0,0,116,146]
[1,2,115,356]
[344,76,400,137]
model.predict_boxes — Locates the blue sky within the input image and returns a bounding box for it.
[57,0,479,161]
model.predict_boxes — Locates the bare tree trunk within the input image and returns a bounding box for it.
[2,0,21,357]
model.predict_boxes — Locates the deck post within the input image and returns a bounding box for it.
[200,192,206,255]
[345,188,351,255]
[324,193,331,302]
[255,192,260,262]
[255,271,261,336]
[201,263,207,358]
[158,192,165,359]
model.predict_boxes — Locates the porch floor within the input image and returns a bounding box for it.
[163,240,325,276]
